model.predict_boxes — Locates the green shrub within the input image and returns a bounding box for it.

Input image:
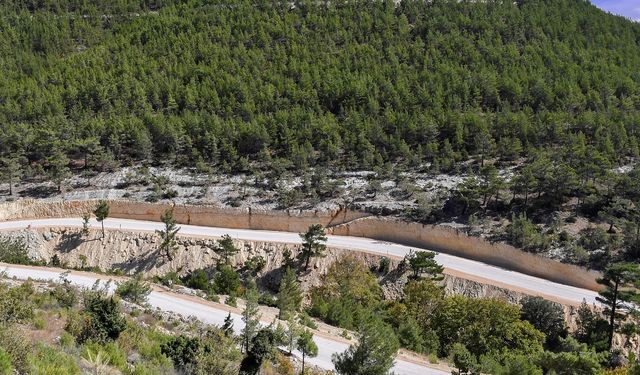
[0,238,33,265]
[298,313,318,330]
[225,294,237,308]
[75,292,127,344]
[0,282,35,324]
[245,255,266,275]
[258,293,277,307]
[116,274,152,304]
[186,269,210,291]
[213,265,241,295]
[0,329,29,373]
[161,335,202,373]
[81,341,127,371]
[0,347,12,375]
[33,316,46,330]
[59,332,75,349]
[51,280,79,308]
[49,254,62,267]
[29,344,80,375]
[378,257,391,274]
[155,272,182,288]
[507,214,549,252]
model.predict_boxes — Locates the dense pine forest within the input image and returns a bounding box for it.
[1,0,639,169]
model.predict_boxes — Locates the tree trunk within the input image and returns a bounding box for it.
[304,253,310,271]
[302,353,305,374]
[101,221,105,239]
[608,280,619,351]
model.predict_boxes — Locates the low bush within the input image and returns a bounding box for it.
[116,274,152,304]
[0,238,33,265]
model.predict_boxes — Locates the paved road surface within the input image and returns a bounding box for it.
[0,264,448,375]
[0,217,599,305]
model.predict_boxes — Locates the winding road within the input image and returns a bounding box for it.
[0,217,602,374]
[0,264,449,374]
[0,217,599,306]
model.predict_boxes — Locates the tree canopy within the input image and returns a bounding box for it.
[1,0,639,174]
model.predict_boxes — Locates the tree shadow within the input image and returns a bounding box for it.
[54,231,84,253]
[259,267,285,292]
[111,248,166,274]
[19,185,58,198]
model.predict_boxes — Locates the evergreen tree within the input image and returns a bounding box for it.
[299,224,327,271]
[93,201,109,239]
[241,278,261,354]
[297,329,318,374]
[82,214,91,237]
[47,149,71,193]
[596,262,640,351]
[332,316,399,375]
[213,235,239,265]
[407,251,444,280]
[277,267,302,319]
[451,343,477,375]
[0,156,23,196]
[520,296,568,349]
[157,208,180,260]
[285,313,301,355]
[222,313,234,337]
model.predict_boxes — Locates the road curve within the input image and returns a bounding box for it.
[0,217,599,306]
[0,264,449,375]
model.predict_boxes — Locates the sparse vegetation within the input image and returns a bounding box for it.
[115,273,152,304]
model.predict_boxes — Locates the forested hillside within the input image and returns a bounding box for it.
[1,0,639,170]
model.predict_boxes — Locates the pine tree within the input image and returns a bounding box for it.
[277,267,302,319]
[82,214,91,237]
[222,313,234,337]
[157,209,180,260]
[332,316,399,375]
[596,263,640,351]
[93,201,110,239]
[47,149,71,193]
[213,234,239,265]
[241,278,261,354]
[407,251,444,281]
[285,313,300,355]
[297,329,318,374]
[299,224,327,271]
[0,156,23,196]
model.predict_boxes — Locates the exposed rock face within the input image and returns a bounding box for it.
[1,227,536,302]
[0,227,569,307]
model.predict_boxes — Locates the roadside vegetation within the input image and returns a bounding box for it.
[3,221,638,374]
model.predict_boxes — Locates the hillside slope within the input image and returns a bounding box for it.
[1,0,639,169]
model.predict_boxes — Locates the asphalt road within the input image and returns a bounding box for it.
[0,264,448,375]
[0,217,599,306]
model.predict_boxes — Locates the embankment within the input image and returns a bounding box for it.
[0,199,601,290]
[0,199,367,232]
[329,217,601,291]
